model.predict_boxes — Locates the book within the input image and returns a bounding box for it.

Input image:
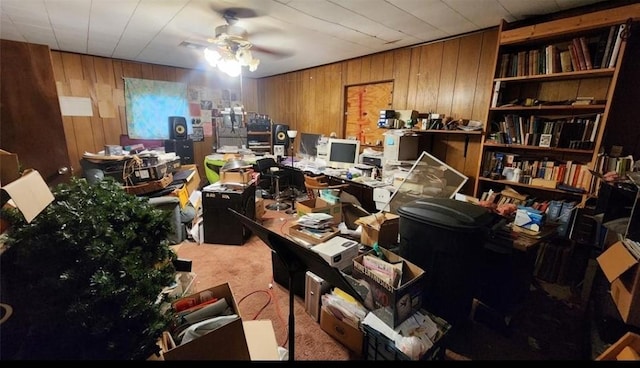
[579,36,593,70]
[572,38,586,71]
[592,27,611,69]
[601,25,618,68]
[567,43,580,72]
[608,23,626,68]
[560,49,573,72]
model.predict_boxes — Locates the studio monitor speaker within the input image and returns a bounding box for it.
[273,124,290,150]
[169,116,188,140]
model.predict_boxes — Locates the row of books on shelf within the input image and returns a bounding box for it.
[483,152,597,192]
[488,113,600,149]
[497,23,625,78]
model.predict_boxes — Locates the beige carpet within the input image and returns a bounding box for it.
[174,207,359,361]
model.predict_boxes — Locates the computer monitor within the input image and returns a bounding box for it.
[299,133,322,158]
[326,138,360,169]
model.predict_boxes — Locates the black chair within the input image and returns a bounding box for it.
[254,157,291,211]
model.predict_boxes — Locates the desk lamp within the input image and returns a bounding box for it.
[285,130,298,215]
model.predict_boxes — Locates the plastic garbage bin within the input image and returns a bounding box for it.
[397,198,495,324]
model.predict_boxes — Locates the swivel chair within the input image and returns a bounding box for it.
[255,157,291,211]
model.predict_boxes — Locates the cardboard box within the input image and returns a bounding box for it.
[288,223,339,245]
[220,170,252,185]
[296,198,342,225]
[356,212,399,248]
[180,164,201,196]
[170,184,189,208]
[255,197,265,221]
[597,332,640,360]
[310,236,360,270]
[243,320,281,361]
[0,149,20,186]
[351,247,425,328]
[596,241,640,327]
[320,305,363,355]
[1,169,54,224]
[162,282,251,360]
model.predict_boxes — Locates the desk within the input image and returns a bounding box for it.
[279,165,379,213]
[475,224,557,322]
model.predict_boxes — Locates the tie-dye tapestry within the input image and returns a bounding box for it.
[124,78,189,139]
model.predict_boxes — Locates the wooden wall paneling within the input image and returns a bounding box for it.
[0,41,72,184]
[50,52,81,176]
[346,58,362,86]
[111,61,128,134]
[391,48,412,109]
[360,55,372,82]
[328,63,345,136]
[241,77,258,112]
[418,42,444,113]
[435,38,460,118]
[472,29,498,123]
[140,63,155,80]
[442,135,468,179]
[151,64,175,81]
[450,32,483,121]
[382,51,395,81]
[59,53,95,167]
[81,55,107,155]
[314,65,329,133]
[370,53,385,81]
[406,47,423,110]
[463,133,483,193]
[93,56,122,147]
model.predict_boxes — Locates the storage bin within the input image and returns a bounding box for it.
[397,198,494,324]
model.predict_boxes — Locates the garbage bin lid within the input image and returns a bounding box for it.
[397,197,493,231]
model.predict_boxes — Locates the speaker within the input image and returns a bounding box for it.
[202,184,256,245]
[164,138,194,164]
[273,124,290,150]
[169,116,188,140]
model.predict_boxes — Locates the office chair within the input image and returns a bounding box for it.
[255,157,291,211]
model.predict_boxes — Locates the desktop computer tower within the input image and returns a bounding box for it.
[304,271,330,322]
[383,134,419,165]
[164,138,194,165]
[202,185,256,245]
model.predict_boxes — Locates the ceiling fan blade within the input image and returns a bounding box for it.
[210,6,262,24]
[251,44,294,59]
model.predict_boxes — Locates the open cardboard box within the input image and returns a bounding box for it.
[161,282,251,360]
[351,247,425,328]
[355,212,400,248]
[596,240,640,327]
[1,151,54,234]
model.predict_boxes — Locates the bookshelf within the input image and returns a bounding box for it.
[474,4,640,292]
[475,4,640,209]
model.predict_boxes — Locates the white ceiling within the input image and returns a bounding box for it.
[0,0,611,79]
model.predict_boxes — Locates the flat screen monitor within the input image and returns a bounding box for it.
[327,138,360,169]
[299,133,322,158]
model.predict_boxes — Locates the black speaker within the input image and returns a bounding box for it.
[169,116,188,140]
[202,184,256,245]
[164,138,194,164]
[273,124,290,150]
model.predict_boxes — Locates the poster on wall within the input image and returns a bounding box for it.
[192,126,204,142]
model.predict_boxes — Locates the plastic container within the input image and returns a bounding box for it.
[397,198,495,324]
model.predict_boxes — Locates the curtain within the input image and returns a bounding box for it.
[124,78,189,139]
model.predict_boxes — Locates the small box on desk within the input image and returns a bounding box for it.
[310,236,359,270]
[220,170,252,185]
[161,282,250,360]
[296,198,342,225]
[351,247,425,328]
[356,212,399,248]
[514,206,545,233]
[288,223,339,245]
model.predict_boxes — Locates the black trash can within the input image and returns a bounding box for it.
[397,198,495,324]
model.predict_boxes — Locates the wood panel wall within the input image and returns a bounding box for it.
[258,28,498,194]
[49,52,259,179]
[46,27,497,193]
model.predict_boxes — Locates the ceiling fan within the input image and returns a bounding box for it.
[203,9,260,76]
